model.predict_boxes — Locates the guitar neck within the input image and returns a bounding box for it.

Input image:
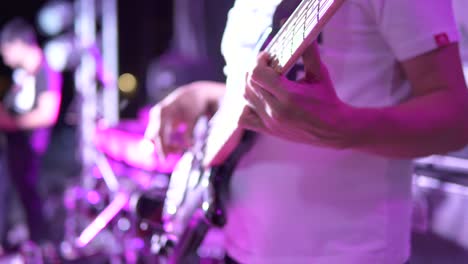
[266,0,345,74]
[203,0,345,167]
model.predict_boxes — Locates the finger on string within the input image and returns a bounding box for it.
[159,116,183,160]
[244,83,266,114]
[250,81,281,113]
[144,107,167,160]
[302,41,329,82]
[181,122,196,149]
[249,52,286,100]
[256,52,271,67]
[239,106,268,134]
[245,83,278,127]
[244,71,259,102]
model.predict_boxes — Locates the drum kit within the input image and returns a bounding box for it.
[59,113,226,264]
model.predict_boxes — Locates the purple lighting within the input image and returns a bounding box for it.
[76,192,128,247]
[94,126,180,173]
[86,190,101,205]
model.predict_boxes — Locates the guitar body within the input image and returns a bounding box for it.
[157,0,345,262]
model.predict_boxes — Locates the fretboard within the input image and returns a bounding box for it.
[202,0,345,167]
[265,0,345,74]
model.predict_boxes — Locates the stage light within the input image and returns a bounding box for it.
[37,1,74,37]
[43,34,75,72]
[118,73,137,93]
[86,190,101,205]
[117,217,131,232]
[76,192,129,247]
[11,69,36,113]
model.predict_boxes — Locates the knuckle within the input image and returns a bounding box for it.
[251,67,263,80]
[270,108,284,123]
[243,87,253,101]
[149,105,162,117]
[273,106,289,124]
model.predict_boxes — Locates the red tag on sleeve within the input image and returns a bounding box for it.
[434,33,450,47]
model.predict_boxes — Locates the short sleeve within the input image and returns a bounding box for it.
[35,67,49,95]
[371,0,460,61]
[36,61,62,95]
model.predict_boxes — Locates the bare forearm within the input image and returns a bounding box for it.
[15,112,56,130]
[353,89,468,158]
[0,112,54,131]
[0,92,60,131]
[0,116,17,131]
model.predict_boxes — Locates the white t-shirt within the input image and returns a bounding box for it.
[220,0,459,263]
[453,0,468,80]
[453,0,468,62]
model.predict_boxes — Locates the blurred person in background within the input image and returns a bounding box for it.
[0,18,61,253]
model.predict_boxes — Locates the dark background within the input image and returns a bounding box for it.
[0,0,173,118]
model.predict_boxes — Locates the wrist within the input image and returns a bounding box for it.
[341,105,381,149]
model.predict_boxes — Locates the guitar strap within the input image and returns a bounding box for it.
[215,130,257,203]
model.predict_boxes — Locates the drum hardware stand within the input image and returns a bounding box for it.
[62,0,122,260]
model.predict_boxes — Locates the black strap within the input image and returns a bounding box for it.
[224,255,410,264]
[224,254,241,264]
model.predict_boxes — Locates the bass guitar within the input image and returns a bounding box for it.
[158,0,346,262]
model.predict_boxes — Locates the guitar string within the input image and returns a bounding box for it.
[266,0,318,56]
[270,0,332,61]
[271,0,332,54]
[274,0,321,63]
[266,0,317,56]
[267,0,335,68]
[275,1,318,62]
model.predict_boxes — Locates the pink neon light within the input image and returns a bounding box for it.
[76,192,128,247]
[86,190,101,205]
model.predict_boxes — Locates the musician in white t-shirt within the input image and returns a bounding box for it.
[146,0,468,263]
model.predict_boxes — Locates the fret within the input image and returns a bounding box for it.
[304,0,315,39]
[265,0,338,73]
[271,1,315,55]
[267,0,318,66]
[268,0,315,51]
[266,0,311,57]
[319,0,334,18]
[303,6,320,42]
[285,1,318,49]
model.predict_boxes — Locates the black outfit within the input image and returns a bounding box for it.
[224,255,240,264]
[2,60,60,243]
[224,255,411,264]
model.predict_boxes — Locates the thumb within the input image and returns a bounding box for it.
[302,41,327,82]
[239,107,267,133]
